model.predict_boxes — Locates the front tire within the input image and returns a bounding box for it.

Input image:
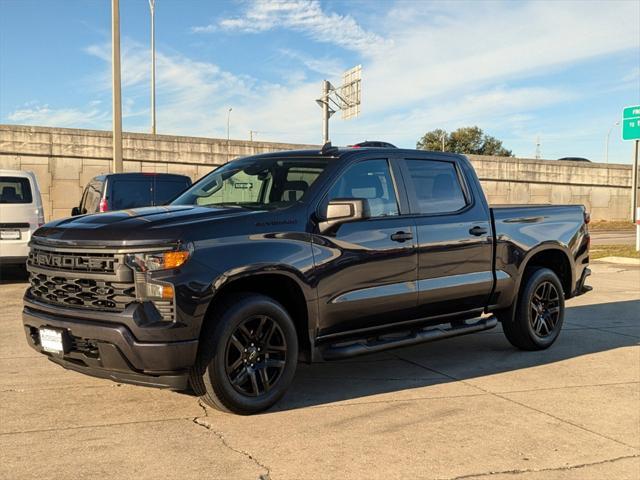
[190,293,298,415]
[502,267,565,351]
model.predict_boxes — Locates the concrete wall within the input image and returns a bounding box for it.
[0,124,636,221]
[467,155,634,221]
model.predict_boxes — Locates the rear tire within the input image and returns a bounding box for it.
[502,267,565,351]
[189,293,298,415]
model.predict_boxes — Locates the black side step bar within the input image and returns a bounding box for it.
[322,316,498,360]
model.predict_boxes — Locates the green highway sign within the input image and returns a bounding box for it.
[622,105,640,141]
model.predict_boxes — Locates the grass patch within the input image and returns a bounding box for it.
[590,220,635,231]
[590,244,640,259]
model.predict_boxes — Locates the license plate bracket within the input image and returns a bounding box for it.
[0,229,21,240]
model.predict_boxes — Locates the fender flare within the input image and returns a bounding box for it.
[498,242,574,323]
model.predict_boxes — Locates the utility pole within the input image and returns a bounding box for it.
[226,107,232,162]
[440,132,446,152]
[315,66,361,144]
[149,0,156,135]
[249,130,257,141]
[535,136,541,160]
[321,80,330,144]
[111,0,123,173]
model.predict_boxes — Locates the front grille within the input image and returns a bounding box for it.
[29,272,135,312]
[28,248,118,274]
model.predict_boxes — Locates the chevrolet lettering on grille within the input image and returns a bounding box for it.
[34,253,115,271]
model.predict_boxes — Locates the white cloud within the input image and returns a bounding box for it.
[193,0,389,54]
[7,0,638,157]
[278,48,345,77]
[7,103,109,128]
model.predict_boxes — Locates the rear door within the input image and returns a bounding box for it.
[313,156,418,337]
[108,177,153,210]
[398,155,493,318]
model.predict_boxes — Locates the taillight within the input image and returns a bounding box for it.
[584,211,590,225]
[99,198,108,212]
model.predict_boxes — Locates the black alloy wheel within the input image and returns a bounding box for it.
[190,292,298,414]
[502,267,565,351]
[225,315,287,397]
[529,281,561,337]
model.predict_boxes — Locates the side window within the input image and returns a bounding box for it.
[83,182,100,213]
[326,159,399,217]
[404,159,467,214]
[79,187,89,213]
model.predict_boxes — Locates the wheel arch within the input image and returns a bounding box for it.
[496,243,574,324]
[201,267,314,361]
[520,244,574,298]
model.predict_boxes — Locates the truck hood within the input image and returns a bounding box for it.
[33,205,259,247]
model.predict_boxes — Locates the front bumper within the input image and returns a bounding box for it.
[23,299,198,390]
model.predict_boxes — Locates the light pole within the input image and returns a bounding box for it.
[605,121,620,164]
[440,132,446,151]
[226,107,232,162]
[111,0,123,173]
[149,0,156,135]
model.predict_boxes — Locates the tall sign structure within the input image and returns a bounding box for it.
[622,105,640,223]
[316,65,362,144]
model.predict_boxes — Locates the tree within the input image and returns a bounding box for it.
[417,126,513,157]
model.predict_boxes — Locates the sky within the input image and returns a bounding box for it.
[0,0,639,163]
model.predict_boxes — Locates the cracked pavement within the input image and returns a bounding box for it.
[1,262,638,479]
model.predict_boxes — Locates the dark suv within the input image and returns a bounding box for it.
[24,145,590,414]
[72,173,191,215]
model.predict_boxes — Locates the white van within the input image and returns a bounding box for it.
[0,170,45,266]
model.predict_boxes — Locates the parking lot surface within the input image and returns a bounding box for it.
[1,262,638,480]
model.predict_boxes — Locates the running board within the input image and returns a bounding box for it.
[321,316,498,360]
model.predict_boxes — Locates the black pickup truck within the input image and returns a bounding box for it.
[23,145,591,414]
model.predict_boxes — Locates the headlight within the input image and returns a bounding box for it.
[125,248,191,272]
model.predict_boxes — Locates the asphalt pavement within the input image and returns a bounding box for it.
[590,230,636,246]
[0,262,638,479]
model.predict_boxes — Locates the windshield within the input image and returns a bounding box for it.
[172,157,329,209]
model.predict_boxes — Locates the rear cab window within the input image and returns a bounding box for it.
[402,159,468,215]
[109,178,153,210]
[154,177,191,205]
[0,176,33,204]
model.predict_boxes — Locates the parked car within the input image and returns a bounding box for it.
[558,157,591,162]
[349,140,397,148]
[23,145,591,414]
[0,169,45,266]
[72,172,192,215]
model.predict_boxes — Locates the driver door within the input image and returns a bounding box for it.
[312,158,418,338]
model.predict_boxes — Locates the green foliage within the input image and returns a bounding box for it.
[417,126,513,157]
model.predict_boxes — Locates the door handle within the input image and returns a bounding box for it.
[469,226,488,236]
[391,231,413,242]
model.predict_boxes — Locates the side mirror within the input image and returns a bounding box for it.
[71,206,81,216]
[318,198,369,233]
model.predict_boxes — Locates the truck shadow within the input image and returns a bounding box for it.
[269,299,639,412]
